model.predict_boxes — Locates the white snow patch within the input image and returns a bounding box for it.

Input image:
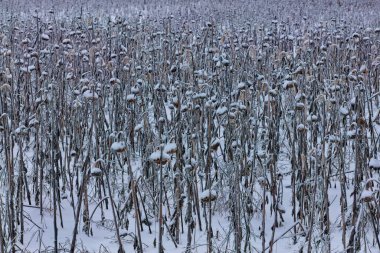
[90,167,102,175]
[339,106,349,116]
[126,94,136,102]
[83,90,99,100]
[164,143,177,154]
[360,190,373,201]
[216,106,228,116]
[149,151,170,161]
[200,189,217,201]
[111,142,127,152]
[41,33,50,41]
[369,157,380,169]
[134,123,143,132]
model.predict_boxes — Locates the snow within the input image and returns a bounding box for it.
[296,123,306,131]
[192,92,207,99]
[14,125,28,135]
[369,157,380,169]
[216,106,228,116]
[199,189,217,200]
[3,1,380,252]
[62,38,71,44]
[41,33,50,41]
[350,97,356,106]
[28,118,39,127]
[269,89,278,96]
[126,94,136,102]
[90,167,102,175]
[347,129,356,138]
[295,92,305,101]
[339,106,349,116]
[360,64,368,73]
[283,80,295,89]
[149,151,170,160]
[131,86,140,94]
[190,158,198,167]
[110,141,127,152]
[134,123,143,132]
[237,82,246,89]
[330,84,340,91]
[328,135,340,142]
[360,190,373,201]
[295,102,304,109]
[61,192,68,199]
[164,143,177,154]
[211,138,221,148]
[82,90,99,100]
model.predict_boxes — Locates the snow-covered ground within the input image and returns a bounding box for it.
[1,0,380,252]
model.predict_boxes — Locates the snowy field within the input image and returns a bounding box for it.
[1,0,380,252]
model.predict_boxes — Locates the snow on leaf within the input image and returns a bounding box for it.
[360,190,374,202]
[216,106,228,116]
[149,151,170,165]
[41,33,50,41]
[149,151,170,161]
[82,90,99,100]
[369,157,380,169]
[237,82,246,89]
[200,189,217,202]
[134,123,143,132]
[164,143,177,154]
[126,94,136,102]
[90,167,102,176]
[111,142,127,153]
[297,124,306,131]
[339,106,349,116]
